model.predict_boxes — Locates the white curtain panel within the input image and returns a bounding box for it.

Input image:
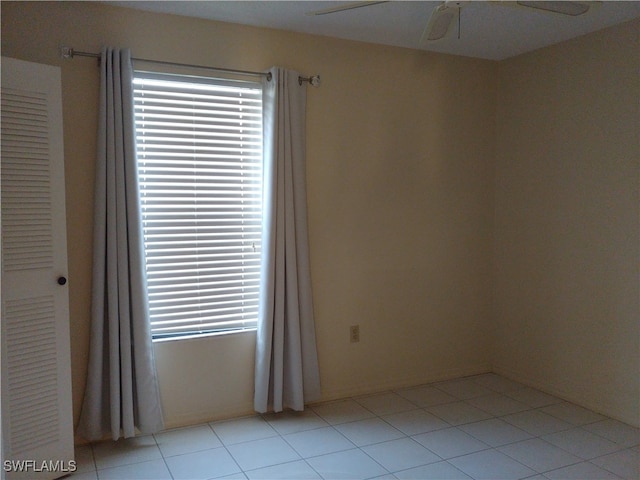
[77,47,164,441]
[254,67,322,413]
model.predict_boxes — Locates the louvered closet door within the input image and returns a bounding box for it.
[1,57,74,479]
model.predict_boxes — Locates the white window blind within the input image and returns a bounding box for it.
[133,72,263,341]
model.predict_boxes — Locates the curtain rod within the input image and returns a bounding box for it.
[60,46,321,87]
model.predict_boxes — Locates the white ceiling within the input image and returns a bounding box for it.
[110,1,640,60]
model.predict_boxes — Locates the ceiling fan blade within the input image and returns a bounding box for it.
[306,1,388,16]
[516,1,592,16]
[421,2,460,43]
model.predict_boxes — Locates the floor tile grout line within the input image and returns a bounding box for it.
[445,445,543,477]
[239,447,362,477]
[497,440,591,476]
[539,425,630,461]
[390,457,470,479]
[227,398,433,477]
[456,415,627,468]
[221,438,260,479]
[408,432,494,461]
[352,443,395,477]
[541,456,626,480]
[90,420,630,476]
[78,443,98,473]
[300,455,327,480]
[365,407,430,439]
[585,447,636,480]
[351,393,422,418]
[158,450,175,480]
[157,416,633,480]
[89,413,636,478]
[360,388,633,477]
[279,424,358,459]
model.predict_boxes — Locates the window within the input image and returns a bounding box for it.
[133,72,263,341]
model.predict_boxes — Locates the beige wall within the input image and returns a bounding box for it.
[494,19,640,427]
[2,1,637,439]
[1,1,495,437]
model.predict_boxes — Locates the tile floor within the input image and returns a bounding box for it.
[71,374,639,480]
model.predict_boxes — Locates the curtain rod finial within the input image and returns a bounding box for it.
[298,75,321,87]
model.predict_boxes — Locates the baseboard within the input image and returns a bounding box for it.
[161,402,257,431]
[74,362,498,444]
[492,364,640,428]
[313,363,492,405]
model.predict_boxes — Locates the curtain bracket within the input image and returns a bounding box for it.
[60,46,75,59]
